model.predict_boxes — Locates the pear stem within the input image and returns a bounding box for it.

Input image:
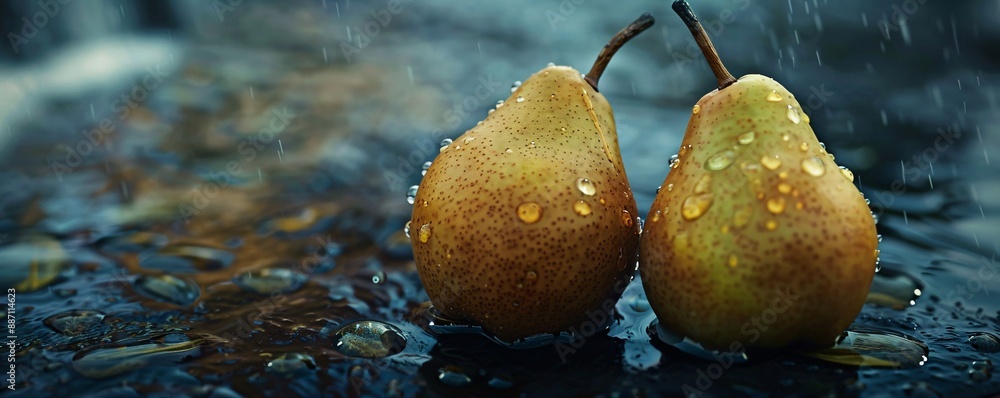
[672,0,737,90]
[584,13,655,91]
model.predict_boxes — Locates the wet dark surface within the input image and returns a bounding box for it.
[1,0,999,396]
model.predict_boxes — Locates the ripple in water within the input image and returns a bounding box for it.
[138,243,234,273]
[72,338,202,378]
[426,306,577,349]
[801,329,929,368]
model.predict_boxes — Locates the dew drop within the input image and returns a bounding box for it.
[669,154,680,169]
[333,321,406,358]
[511,81,522,92]
[421,161,432,176]
[766,90,783,102]
[681,194,713,221]
[133,275,200,306]
[621,210,633,227]
[692,104,701,114]
[403,221,411,238]
[464,136,476,144]
[44,311,105,336]
[969,333,1000,353]
[694,174,712,194]
[760,155,782,170]
[505,148,513,153]
[733,205,752,228]
[765,219,778,230]
[496,100,504,108]
[782,134,791,142]
[705,150,736,171]
[786,105,802,124]
[679,144,692,157]
[439,138,452,152]
[525,271,538,280]
[728,254,739,267]
[437,366,471,387]
[801,157,827,176]
[666,183,674,192]
[738,131,756,145]
[233,268,307,295]
[406,185,418,204]
[799,142,809,152]
[516,96,525,103]
[517,203,542,224]
[546,62,556,67]
[372,271,386,284]
[777,182,792,194]
[418,223,432,243]
[573,201,592,216]
[839,166,855,182]
[802,112,811,124]
[675,232,689,248]
[778,171,789,180]
[576,177,597,196]
[767,197,787,214]
[651,210,662,222]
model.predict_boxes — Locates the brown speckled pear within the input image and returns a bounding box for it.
[409,14,654,343]
[639,1,878,350]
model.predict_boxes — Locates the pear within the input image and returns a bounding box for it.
[639,1,878,350]
[409,14,654,342]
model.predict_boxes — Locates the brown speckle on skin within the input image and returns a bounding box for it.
[411,66,638,342]
[639,75,878,350]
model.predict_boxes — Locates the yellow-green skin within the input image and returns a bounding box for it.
[639,74,878,349]
[410,66,640,342]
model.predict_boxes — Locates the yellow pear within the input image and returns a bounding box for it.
[410,14,654,342]
[639,1,878,349]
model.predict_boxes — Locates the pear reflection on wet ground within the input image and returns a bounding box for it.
[2,0,1000,396]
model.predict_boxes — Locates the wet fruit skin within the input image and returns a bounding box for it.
[410,66,639,342]
[639,74,878,349]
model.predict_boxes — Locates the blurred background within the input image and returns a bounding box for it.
[0,0,998,396]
